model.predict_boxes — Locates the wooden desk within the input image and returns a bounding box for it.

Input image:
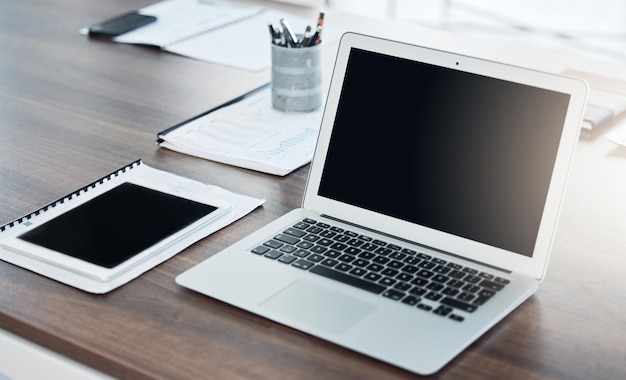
[2,1,626,379]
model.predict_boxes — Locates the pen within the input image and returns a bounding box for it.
[269,23,282,45]
[280,18,298,47]
[268,23,276,43]
[308,24,322,47]
[301,25,312,47]
[315,12,324,45]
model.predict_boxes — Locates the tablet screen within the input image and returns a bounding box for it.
[17,182,218,268]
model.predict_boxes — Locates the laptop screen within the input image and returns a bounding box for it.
[318,47,571,258]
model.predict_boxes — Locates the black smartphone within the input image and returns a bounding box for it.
[88,11,157,38]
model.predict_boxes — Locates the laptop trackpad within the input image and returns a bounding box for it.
[260,280,377,336]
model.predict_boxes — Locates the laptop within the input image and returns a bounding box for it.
[176,32,587,375]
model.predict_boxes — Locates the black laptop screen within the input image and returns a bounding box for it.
[318,48,571,258]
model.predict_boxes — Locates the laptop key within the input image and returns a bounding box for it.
[349,268,367,277]
[274,234,299,245]
[495,277,510,284]
[264,250,283,259]
[293,222,311,230]
[361,243,377,251]
[458,292,475,302]
[306,226,323,234]
[319,230,336,238]
[448,270,465,279]
[324,250,341,258]
[381,268,399,277]
[449,314,465,322]
[417,269,434,278]
[317,238,333,246]
[336,263,353,272]
[296,241,314,249]
[293,249,310,258]
[401,265,419,274]
[442,287,460,297]
[280,245,297,253]
[473,289,496,305]
[462,284,481,293]
[338,254,356,263]
[425,291,442,301]
[303,234,320,242]
[252,246,270,255]
[441,297,478,313]
[402,295,420,306]
[364,272,382,282]
[309,265,386,294]
[417,303,432,311]
[330,242,348,250]
[464,275,481,284]
[284,228,306,238]
[433,305,453,316]
[478,279,504,291]
[394,282,412,291]
[382,289,405,301]
[366,263,384,272]
[431,258,446,265]
[292,259,315,270]
[417,253,431,260]
[310,245,327,254]
[352,259,369,267]
[264,240,283,249]
[409,287,427,296]
[307,254,325,262]
[345,247,362,255]
[278,255,297,264]
[321,258,339,267]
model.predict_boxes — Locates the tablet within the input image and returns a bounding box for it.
[1,176,231,282]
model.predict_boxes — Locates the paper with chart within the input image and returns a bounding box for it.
[158,86,324,175]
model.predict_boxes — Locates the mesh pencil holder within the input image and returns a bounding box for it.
[271,43,323,112]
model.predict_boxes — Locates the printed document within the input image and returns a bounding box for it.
[158,86,324,176]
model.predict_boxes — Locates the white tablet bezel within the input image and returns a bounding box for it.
[1,175,232,282]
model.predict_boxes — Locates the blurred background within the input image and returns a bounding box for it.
[325,0,626,63]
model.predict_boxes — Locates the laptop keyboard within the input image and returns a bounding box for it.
[251,218,510,322]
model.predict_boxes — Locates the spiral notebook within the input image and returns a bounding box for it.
[0,160,263,294]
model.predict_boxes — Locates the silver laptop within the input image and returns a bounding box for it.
[176,32,587,375]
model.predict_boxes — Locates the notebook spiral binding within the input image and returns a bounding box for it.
[0,159,142,233]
